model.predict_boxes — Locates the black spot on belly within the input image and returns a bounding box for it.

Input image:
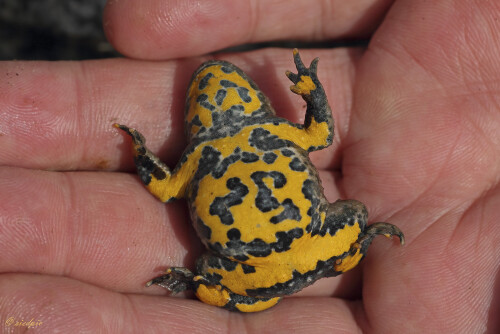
[230,104,245,112]
[205,105,251,139]
[241,152,259,163]
[237,87,252,103]
[289,157,306,171]
[241,263,256,274]
[213,149,241,179]
[220,79,237,88]
[198,72,214,90]
[250,171,303,224]
[196,93,215,111]
[193,147,258,201]
[220,257,238,271]
[223,231,249,260]
[190,114,202,126]
[233,254,249,261]
[281,149,295,157]
[195,146,221,181]
[227,228,241,240]
[246,238,272,257]
[272,228,304,252]
[209,177,249,225]
[214,89,227,106]
[251,171,286,212]
[263,152,278,164]
[221,226,304,259]
[270,199,301,224]
[249,128,288,151]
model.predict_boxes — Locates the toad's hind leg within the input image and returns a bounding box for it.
[146,269,281,312]
[146,256,281,312]
[327,200,405,274]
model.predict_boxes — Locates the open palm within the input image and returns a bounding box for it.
[1,0,498,332]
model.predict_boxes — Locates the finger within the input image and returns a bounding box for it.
[342,0,500,217]
[0,58,186,171]
[0,48,361,171]
[0,274,361,332]
[103,0,393,59]
[0,166,200,294]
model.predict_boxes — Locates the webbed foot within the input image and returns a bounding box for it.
[146,267,196,294]
[358,222,405,248]
[334,222,404,273]
[286,48,320,97]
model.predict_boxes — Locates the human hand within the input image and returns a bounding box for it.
[1,0,498,332]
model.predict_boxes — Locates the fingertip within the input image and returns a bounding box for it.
[104,0,251,60]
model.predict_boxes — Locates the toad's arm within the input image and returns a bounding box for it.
[114,124,198,202]
[269,49,334,152]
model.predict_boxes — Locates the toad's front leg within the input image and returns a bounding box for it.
[266,49,334,152]
[286,49,334,152]
[114,124,197,203]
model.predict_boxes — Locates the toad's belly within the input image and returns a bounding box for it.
[190,144,321,256]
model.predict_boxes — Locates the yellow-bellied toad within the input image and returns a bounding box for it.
[114,49,404,312]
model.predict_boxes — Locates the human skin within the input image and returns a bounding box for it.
[0,0,499,332]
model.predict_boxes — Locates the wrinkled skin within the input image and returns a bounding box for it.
[0,0,499,332]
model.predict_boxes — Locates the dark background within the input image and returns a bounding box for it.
[1,0,118,60]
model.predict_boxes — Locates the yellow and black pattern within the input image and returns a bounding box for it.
[184,60,274,140]
[115,49,404,312]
